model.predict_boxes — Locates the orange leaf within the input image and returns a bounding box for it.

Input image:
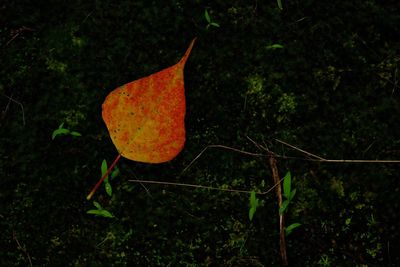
[102,38,196,163]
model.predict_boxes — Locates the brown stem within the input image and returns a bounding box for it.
[86,154,121,200]
[269,155,288,266]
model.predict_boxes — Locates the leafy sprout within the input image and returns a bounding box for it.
[204,9,220,29]
[86,201,114,218]
[279,172,302,236]
[51,122,81,140]
[101,159,120,197]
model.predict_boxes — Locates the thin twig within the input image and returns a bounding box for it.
[1,94,25,126]
[139,182,152,197]
[131,172,152,197]
[6,33,20,46]
[247,135,268,152]
[275,139,400,163]
[81,10,94,25]
[242,93,248,112]
[13,231,33,267]
[5,26,35,47]
[392,66,398,95]
[1,94,12,120]
[275,139,325,160]
[312,158,400,163]
[362,141,375,156]
[182,144,263,173]
[207,145,263,157]
[96,235,110,247]
[183,141,400,178]
[128,177,282,195]
[272,155,400,163]
[376,72,399,93]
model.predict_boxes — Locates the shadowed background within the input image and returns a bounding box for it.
[1,0,399,266]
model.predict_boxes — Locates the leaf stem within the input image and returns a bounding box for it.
[87,154,121,200]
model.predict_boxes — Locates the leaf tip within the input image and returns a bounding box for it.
[179,38,197,65]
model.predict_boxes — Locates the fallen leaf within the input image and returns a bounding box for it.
[102,38,196,163]
[87,39,196,200]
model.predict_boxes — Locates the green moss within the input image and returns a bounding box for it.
[46,58,68,73]
[1,0,399,266]
[60,108,86,127]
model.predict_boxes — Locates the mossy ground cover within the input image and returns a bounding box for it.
[1,1,399,266]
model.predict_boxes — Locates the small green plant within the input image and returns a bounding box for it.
[279,172,301,236]
[86,160,119,218]
[51,122,81,140]
[100,159,120,197]
[86,201,114,218]
[204,9,220,29]
[318,254,331,267]
[249,191,259,221]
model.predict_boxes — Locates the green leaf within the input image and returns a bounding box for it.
[87,209,101,215]
[111,166,120,179]
[277,0,283,10]
[285,223,301,236]
[251,192,259,208]
[249,191,259,221]
[101,159,112,196]
[101,159,108,181]
[204,9,211,23]
[87,209,114,218]
[70,131,82,137]
[279,200,289,215]
[210,22,220,27]
[51,123,81,139]
[98,209,114,218]
[249,207,256,221]
[290,188,297,201]
[105,181,112,197]
[266,44,284,50]
[93,201,102,209]
[52,128,70,140]
[283,171,291,199]
[250,191,257,206]
[88,201,114,218]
